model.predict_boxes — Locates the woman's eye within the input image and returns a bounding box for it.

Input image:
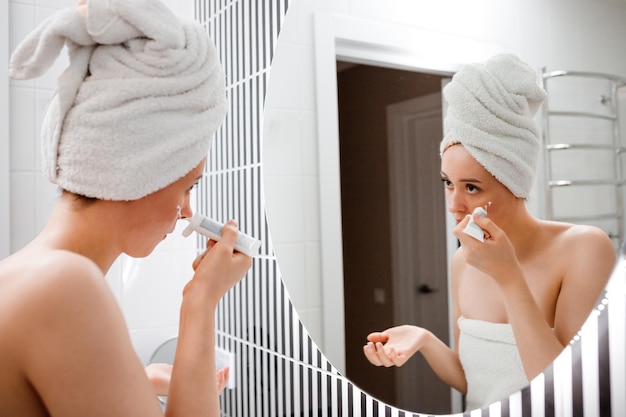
[441,178,452,188]
[466,184,480,193]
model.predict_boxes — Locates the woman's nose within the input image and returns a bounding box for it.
[446,190,466,214]
[179,199,194,219]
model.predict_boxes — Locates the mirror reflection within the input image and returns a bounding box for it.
[263,0,626,414]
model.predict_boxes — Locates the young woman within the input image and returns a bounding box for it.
[1,1,250,416]
[363,54,617,411]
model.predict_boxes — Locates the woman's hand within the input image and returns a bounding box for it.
[363,325,430,367]
[364,324,468,393]
[145,363,173,397]
[76,0,87,16]
[454,213,520,285]
[215,367,230,394]
[186,220,253,305]
[145,363,231,396]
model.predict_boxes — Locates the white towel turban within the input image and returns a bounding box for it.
[9,0,227,201]
[440,53,546,198]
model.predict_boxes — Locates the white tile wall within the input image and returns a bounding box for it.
[7,0,75,253]
[6,0,197,365]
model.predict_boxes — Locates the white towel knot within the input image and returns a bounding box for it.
[9,0,226,201]
[440,54,546,198]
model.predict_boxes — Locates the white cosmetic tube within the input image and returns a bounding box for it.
[182,213,261,257]
[463,206,488,242]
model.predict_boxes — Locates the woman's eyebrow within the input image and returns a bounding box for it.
[439,171,483,183]
[459,177,483,183]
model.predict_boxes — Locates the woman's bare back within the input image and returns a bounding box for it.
[0,247,161,417]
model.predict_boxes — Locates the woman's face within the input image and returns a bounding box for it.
[123,158,207,257]
[440,144,517,225]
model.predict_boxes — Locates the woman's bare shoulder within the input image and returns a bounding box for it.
[0,249,160,416]
[0,250,127,363]
[37,248,103,276]
[0,248,120,344]
[1,247,103,276]
[541,220,615,252]
[542,222,617,344]
[542,221,616,282]
[0,249,106,301]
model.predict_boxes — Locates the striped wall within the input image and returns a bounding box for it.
[195,1,626,416]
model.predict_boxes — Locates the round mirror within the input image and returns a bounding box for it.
[263,0,626,414]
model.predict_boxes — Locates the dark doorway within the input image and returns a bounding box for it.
[337,61,453,413]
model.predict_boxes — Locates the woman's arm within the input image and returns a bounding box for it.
[145,364,230,397]
[363,326,466,393]
[363,251,467,393]
[551,226,615,345]
[165,222,251,417]
[459,215,615,380]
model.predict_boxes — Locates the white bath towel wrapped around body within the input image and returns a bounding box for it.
[458,316,529,411]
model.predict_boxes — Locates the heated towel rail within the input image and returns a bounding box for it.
[541,69,626,247]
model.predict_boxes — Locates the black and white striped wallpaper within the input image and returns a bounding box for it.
[195,1,626,416]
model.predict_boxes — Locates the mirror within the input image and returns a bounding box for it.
[263,0,626,413]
